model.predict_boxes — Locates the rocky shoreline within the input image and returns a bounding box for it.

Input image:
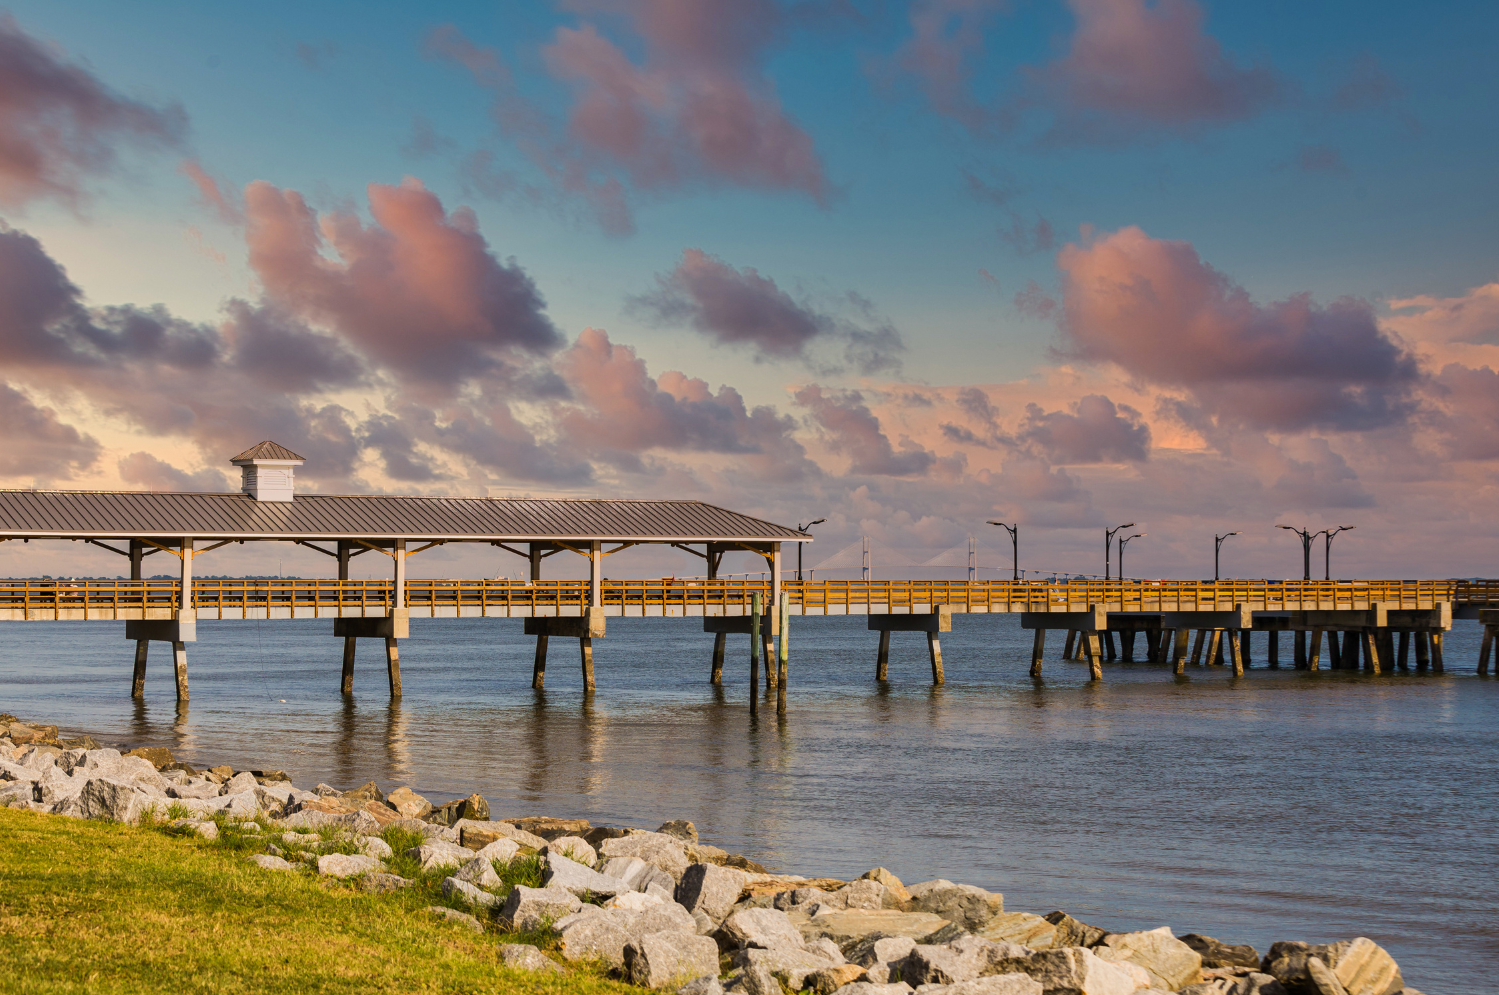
[1,714,1422,995]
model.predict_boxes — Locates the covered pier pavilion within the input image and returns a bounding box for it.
[0,442,809,700]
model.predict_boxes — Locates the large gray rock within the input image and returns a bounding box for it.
[830,984,915,995]
[626,931,723,989]
[364,873,415,893]
[357,836,394,860]
[500,943,563,974]
[221,771,258,795]
[1042,912,1107,949]
[1094,927,1203,990]
[637,901,701,937]
[907,880,1005,932]
[252,782,299,815]
[902,936,1030,986]
[473,837,521,864]
[386,786,433,820]
[979,913,1059,950]
[442,875,501,908]
[0,781,35,805]
[677,862,749,923]
[1261,939,1403,995]
[455,819,549,852]
[169,780,223,800]
[317,853,384,878]
[608,855,680,896]
[847,935,917,969]
[1002,947,1139,995]
[1179,934,1261,970]
[721,907,807,950]
[36,772,84,808]
[247,854,295,871]
[78,778,151,823]
[731,946,845,990]
[543,850,634,898]
[558,909,634,968]
[838,879,892,911]
[658,819,699,843]
[807,964,870,993]
[499,884,583,931]
[933,976,1044,995]
[798,910,961,950]
[454,855,501,888]
[282,808,380,835]
[409,841,476,873]
[548,835,598,866]
[679,975,726,995]
[776,887,846,912]
[602,831,691,882]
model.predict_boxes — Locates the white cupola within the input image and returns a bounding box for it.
[229,441,306,502]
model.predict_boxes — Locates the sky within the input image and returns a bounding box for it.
[0,0,1496,582]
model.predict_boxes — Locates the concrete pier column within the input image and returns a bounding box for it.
[711,632,727,684]
[1189,630,1206,665]
[533,634,548,688]
[1431,632,1445,672]
[1294,630,1307,669]
[341,637,357,694]
[1380,630,1397,673]
[1363,630,1382,674]
[1121,630,1136,662]
[927,632,945,685]
[876,630,891,680]
[1240,631,1252,667]
[1062,630,1076,660]
[385,637,402,696]
[1084,631,1103,680]
[1308,629,1323,671]
[1103,631,1118,661]
[1206,630,1222,667]
[1228,629,1245,677]
[1326,631,1341,669]
[579,637,595,691]
[1172,628,1190,675]
[1029,629,1046,678]
[1267,631,1280,669]
[172,641,190,701]
[1398,631,1412,670]
[131,640,148,698]
[750,593,762,711]
[1345,631,1361,670]
[1479,625,1496,675]
[1414,630,1429,670]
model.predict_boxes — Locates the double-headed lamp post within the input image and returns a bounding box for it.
[1117,533,1145,579]
[1105,522,1135,580]
[986,520,1019,581]
[1322,525,1355,580]
[795,518,825,582]
[1276,525,1315,581]
[1214,531,1241,582]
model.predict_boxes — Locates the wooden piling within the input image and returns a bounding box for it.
[1431,631,1445,673]
[1029,629,1046,678]
[1480,626,1495,675]
[711,632,726,684]
[131,640,148,698]
[764,625,778,691]
[1398,630,1411,671]
[171,642,189,701]
[1308,629,1323,671]
[927,632,945,685]
[750,593,761,711]
[1190,630,1206,666]
[1229,629,1245,677]
[1122,630,1136,662]
[777,595,788,714]
[1326,630,1341,669]
[579,636,595,691]
[1172,628,1190,675]
[532,634,548,689]
[876,630,891,680]
[1363,630,1381,674]
[1240,630,1252,667]
[385,637,402,696]
[1062,630,1075,661]
[341,636,357,694]
[1380,630,1397,674]
[1267,631,1280,669]
[1206,629,1223,667]
[1294,630,1307,669]
[1103,631,1118,661]
[1345,630,1361,671]
[1085,631,1103,680]
[1415,630,1430,671]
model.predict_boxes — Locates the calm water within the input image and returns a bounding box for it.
[2,614,1495,993]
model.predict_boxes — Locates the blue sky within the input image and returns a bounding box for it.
[1,1,1497,580]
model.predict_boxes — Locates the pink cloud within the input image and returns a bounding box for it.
[1055,225,1419,429]
[243,177,561,388]
[1029,0,1283,142]
[795,384,936,476]
[179,159,242,224]
[117,451,229,492]
[0,14,185,209]
[893,0,1010,133]
[428,3,830,234]
[1020,394,1150,463]
[0,382,98,479]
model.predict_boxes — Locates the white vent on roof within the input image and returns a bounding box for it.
[229,441,307,502]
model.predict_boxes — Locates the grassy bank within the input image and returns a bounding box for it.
[0,807,635,995]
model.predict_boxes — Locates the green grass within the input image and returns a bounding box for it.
[0,807,638,995]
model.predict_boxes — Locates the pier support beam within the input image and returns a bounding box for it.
[876,631,891,680]
[385,637,403,695]
[1398,631,1411,671]
[131,639,149,698]
[1268,631,1279,669]
[1327,631,1341,669]
[172,641,189,701]
[1294,631,1307,669]
[527,610,605,690]
[1172,627,1190,675]
[1308,629,1323,671]
[711,632,726,684]
[1206,630,1223,667]
[1029,629,1046,678]
[1479,611,1499,674]
[869,607,954,685]
[1228,629,1245,676]
[1061,630,1075,661]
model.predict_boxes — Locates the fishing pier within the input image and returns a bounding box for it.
[1,443,1495,702]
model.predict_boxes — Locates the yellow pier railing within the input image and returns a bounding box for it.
[0,577,1494,621]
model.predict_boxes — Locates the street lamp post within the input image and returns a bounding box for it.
[1105,522,1135,580]
[1214,531,1241,582]
[986,520,1018,580]
[1118,533,1145,579]
[795,519,825,581]
[1277,525,1315,581]
[1322,525,1355,580]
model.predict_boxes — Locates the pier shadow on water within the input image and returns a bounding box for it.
[2,614,1496,995]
